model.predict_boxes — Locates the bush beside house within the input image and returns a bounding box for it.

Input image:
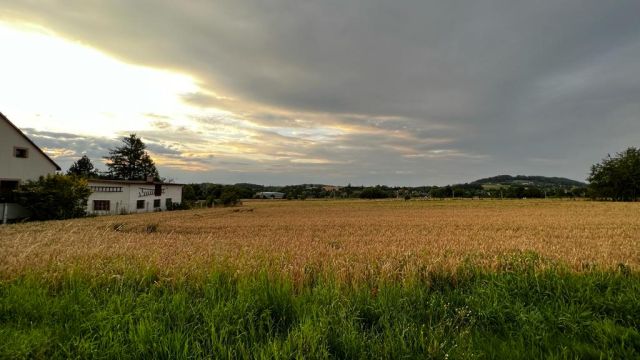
[14,174,91,221]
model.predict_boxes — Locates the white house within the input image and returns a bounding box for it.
[87,179,183,215]
[0,112,61,190]
[1,112,61,223]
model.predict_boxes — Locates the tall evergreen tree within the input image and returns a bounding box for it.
[104,134,159,180]
[67,155,98,178]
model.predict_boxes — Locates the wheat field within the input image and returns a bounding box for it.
[1,199,639,282]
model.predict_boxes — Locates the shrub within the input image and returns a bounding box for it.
[13,174,91,221]
[220,187,241,206]
[145,223,159,233]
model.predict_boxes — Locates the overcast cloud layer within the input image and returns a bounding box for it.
[2,0,640,185]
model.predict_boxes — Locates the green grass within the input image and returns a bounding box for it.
[1,264,639,359]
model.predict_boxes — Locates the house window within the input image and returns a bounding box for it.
[14,147,28,158]
[137,200,145,209]
[153,199,161,208]
[90,186,123,193]
[93,200,110,211]
[154,184,162,196]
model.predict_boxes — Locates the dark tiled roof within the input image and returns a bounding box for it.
[87,179,184,186]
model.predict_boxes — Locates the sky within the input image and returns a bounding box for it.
[1,1,639,186]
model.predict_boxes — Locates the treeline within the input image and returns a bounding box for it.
[471,175,585,188]
[182,182,587,202]
[423,184,586,199]
[182,183,262,207]
[337,184,585,200]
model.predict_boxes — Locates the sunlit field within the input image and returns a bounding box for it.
[1,200,639,359]
[1,199,639,280]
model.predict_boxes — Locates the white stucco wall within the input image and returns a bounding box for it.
[87,181,183,215]
[0,117,59,183]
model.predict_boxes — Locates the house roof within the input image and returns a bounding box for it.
[87,179,184,186]
[0,112,62,171]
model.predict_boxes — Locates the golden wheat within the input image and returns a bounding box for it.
[1,199,638,282]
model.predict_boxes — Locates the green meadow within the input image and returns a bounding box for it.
[1,260,639,359]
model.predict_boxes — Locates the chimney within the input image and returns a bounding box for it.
[146,175,154,183]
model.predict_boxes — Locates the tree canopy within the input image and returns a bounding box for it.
[360,186,390,199]
[67,155,98,178]
[588,147,640,201]
[104,134,159,181]
[14,174,91,220]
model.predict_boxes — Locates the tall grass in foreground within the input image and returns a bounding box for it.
[1,262,639,359]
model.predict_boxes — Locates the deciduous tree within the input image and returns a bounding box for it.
[67,155,98,178]
[588,147,640,201]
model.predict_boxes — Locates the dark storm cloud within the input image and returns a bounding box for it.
[3,0,640,184]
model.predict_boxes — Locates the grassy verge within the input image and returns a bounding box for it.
[1,265,639,359]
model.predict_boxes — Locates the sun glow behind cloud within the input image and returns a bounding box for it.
[0,14,489,185]
[0,20,353,170]
[0,21,201,137]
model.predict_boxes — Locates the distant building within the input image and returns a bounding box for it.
[87,178,183,215]
[1,112,61,223]
[255,191,285,199]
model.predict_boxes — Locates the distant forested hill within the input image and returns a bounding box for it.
[471,175,586,188]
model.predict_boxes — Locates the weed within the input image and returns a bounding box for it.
[145,223,159,233]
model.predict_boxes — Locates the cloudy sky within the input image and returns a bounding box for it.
[1,1,639,185]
